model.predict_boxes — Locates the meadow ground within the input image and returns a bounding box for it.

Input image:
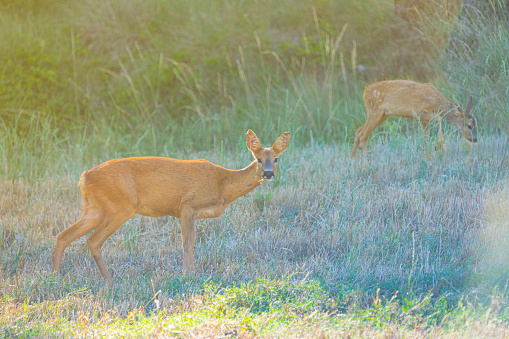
[2,0,509,337]
[1,133,509,337]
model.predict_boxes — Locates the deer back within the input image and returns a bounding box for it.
[364,80,451,119]
[80,157,226,218]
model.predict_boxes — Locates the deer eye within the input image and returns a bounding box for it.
[274,158,278,163]
[257,158,262,163]
[467,124,472,130]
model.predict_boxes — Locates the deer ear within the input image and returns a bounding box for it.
[450,100,463,116]
[246,130,261,152]
[273,132,290,153]
[465,96,474,115]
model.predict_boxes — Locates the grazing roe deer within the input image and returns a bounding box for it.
[350,80,477,158]
[52,130,290,283]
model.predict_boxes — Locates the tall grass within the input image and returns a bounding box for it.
[443,0,509,132]
[1,0,493,179]
[1,0,509,336]
[3,0,508,180]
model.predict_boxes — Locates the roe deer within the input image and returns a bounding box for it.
[52,130,290,283]
[350,80,477,158]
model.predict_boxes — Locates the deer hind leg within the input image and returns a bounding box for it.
[179,208,196,275]
[357,114,388,156]
[52,209,105,274]
[85,209,135,283]
[351,124,367,158]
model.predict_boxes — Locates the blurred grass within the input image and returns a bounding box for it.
[3,0,508,180]
[443,0,509,132]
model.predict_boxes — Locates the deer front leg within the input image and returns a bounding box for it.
[179,208,196,275]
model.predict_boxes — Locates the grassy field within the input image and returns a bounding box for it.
[2,136,509,337]
[1,0,509,337]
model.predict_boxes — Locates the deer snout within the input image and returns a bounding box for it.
[263,170,274,179]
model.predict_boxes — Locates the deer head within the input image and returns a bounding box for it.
[246,130,290,180]
[449,96,478,143]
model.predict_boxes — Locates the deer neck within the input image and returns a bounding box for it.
[222,161,263,204]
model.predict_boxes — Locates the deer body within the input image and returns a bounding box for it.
[351,80,477,158]
[52,130,290,283]
[80,157,261,219]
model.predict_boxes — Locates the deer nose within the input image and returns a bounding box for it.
[473,137,477,143]
[263,170,274,179]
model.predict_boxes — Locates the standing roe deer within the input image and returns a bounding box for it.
[350,80,477,158]
[52,130,290,283]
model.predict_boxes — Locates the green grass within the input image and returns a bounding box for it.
[1,0,508,181]
[2,274,508,337]
[1,0,509,336]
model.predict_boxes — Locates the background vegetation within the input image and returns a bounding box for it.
[1,0,509,336]
[1,0,508,180]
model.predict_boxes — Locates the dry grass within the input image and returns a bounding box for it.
[1,134,509,336]
[2,0,509,336]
